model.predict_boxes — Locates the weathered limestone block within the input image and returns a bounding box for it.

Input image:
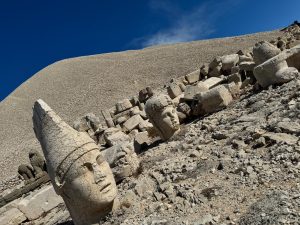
[171,93,184,107]
[145,94,180,141]
[33,99,118,225]
[116,99,133,113]
[185,69,201,84]
[123,114,143,132]
[18,164,34,181]
[239,61,256,71]
[134,131,152,148]
[254,46,300,88]
[138,119,153,132]
[101,109,115,128]
[224,82,240,99]
[239,55,253,63]
[17,185,63,220]
[221,54,239,71]
[0,207,26,225]
[183,83,208,101]
[176,102,192,122]
[202,77,224,89]
[102,142,140,183]
[194,85,233,115]
[167,83,183,99]
[129,106,141,116]
[116,116,127,125]
[104,127,131,146]
[253,41,281,65]
[29,149,46,176]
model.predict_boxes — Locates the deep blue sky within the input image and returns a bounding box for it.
[0,0,299,101]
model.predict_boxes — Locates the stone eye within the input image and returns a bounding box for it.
[83,162,93,171]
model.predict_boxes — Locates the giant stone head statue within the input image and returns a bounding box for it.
[32,99,117,225]
[145,94,180,141]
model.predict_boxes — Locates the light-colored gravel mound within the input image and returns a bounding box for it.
[0,30,281,180]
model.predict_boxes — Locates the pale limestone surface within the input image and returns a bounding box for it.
[17,185,63,220]
[0,207,26,225]
[254,45,300,87]
[194,85,233,115]
[0,30,281,181]
[32,99,118,225]
[145,94,180,141]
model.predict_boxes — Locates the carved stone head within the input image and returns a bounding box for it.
[145,94,180,140]
[32,99,117,225]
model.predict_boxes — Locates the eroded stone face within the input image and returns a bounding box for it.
[32,99,117,225]
[145,94,180,141]
[61,149,117,208]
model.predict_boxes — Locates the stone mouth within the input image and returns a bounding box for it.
[100,182,111,193]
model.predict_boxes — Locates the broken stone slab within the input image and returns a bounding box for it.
[194,85,233,115]
[221,54,239,71]
[263,132,298,145]
[202,77,224,89]
[185,69,201,84]
[183,83,208,101]
[239,55,253,63]
[101,109,115,128]
[167,83,183,99]
[104,127,131,146]
[253,41,281,65]
[254,46,300,88]
[123,114,143,132]
[17,185,64,221]
[129,106,141,116]
[116,99,133,113]
[0,207,26,225]
[208,56,222,77]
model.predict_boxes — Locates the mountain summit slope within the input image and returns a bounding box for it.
[0,30,281,180]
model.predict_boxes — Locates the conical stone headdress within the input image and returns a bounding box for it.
[32,99,99,193]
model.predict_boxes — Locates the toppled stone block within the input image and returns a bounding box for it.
[194,85,233,115]
[17,185,63,220]
[185,69,201,84]
[104,127,131,146]
[254,46,300,88]
[138,119,153,131]
[116,116,127,125]
[221,54,239,71]
[253,41,281,65]
[239,55,253,63]
[239,61,256,71]
[224,82,240,99]
[101,109,115,128]
[0,207,26,225]
[116,99,133,113]
[129,106,141,116]
[202,77,224,89]
[183,83,208,101]
[134,131,152,148]
[123,114,143,132]
[167,83,183,99]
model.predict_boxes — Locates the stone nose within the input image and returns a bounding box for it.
[92,162,105,183]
